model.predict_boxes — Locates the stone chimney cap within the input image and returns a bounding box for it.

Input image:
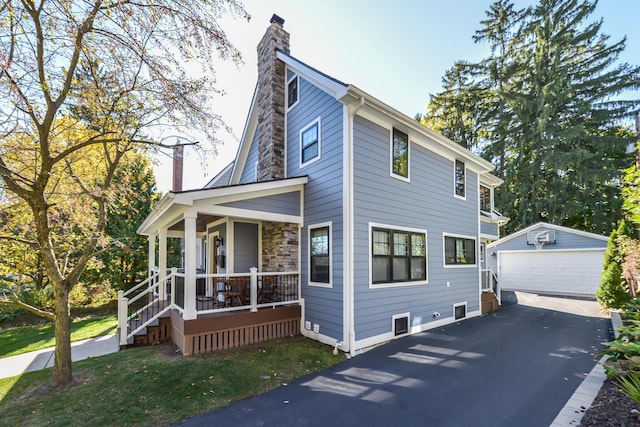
[270,14,285,27]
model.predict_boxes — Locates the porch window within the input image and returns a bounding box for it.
[309,223,331,286]
[391,128,409,179]
[444,234,476,266]
[455,160,465,198]
[372,226,426,285]
[300,118,321,166]
[480,185,491,212]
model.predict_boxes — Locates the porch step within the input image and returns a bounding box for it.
[120,313,172,348]
[481,292,500,315]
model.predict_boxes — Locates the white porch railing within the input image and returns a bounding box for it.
[481,268,499,294]
[118,268,300,346]
[194,271,301,316]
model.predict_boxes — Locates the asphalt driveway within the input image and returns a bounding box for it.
[177,292,612,427]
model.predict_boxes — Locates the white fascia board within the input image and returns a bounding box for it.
[172,177,308,206]
[480,173,504,187]
[192,184,305,209]
[138,178,307,236]
[137,192,175,235]
[277,51,349,100]
[230,86,259,185]
[344,85,496,175]
[201,205,303,224]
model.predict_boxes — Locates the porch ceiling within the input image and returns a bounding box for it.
[169,214,221,232]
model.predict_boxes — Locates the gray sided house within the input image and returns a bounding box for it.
[487,222,608,297]
[120,15,507,356]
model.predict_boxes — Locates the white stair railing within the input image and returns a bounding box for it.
[118,268,176,346]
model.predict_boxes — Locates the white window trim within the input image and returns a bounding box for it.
[454,159,466,200]
[443,232,477,269]
[369,222,428,288]
[453,301,468,320]
[287,74,299,111]
[390,128,410,183]
[308,221,332,288]
[299,117,322,168]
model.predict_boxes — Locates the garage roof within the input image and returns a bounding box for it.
[487,222,609,249]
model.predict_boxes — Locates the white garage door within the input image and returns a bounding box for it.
[499,249,604,296]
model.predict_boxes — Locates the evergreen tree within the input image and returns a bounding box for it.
[597,220,633,310]
[83,152,160,291]
[423,0,640,234]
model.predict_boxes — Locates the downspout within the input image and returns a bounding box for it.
[345,96,365,357]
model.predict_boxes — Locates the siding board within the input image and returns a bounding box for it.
[286,75,345,341]
[352,115,480,341]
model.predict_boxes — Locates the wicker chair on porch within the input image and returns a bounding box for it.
[225,276,248,307]
[259,275,278,303]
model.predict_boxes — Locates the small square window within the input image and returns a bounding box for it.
[300,119,321,166]
[454,303,467,320]
[455,160,465,198]
[392,128,409,178]
[394,316,409,336]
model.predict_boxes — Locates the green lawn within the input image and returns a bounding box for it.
[0,336,345,427]
[0,315,118,358]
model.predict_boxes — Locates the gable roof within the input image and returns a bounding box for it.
[204,161,234,189]
[486,222,609,248]
[229,50,501,185]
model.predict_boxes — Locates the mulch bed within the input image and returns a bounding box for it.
[580,378,640,426]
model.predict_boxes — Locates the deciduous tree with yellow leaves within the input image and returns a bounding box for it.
[0,0,248,386]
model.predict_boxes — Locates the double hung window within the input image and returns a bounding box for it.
[300,118,321,166]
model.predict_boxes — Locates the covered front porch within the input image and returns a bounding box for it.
[117,177,308,355]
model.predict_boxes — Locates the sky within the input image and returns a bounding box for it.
[153,0,640,193]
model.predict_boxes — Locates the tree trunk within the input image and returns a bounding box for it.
[52,285,72,386]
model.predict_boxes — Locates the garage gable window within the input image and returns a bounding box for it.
[444,234,476,267]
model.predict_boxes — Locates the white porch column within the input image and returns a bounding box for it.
[183,211,198,320]
[148,234,156,278]
[158,229,167,300]
[250,267,258,312]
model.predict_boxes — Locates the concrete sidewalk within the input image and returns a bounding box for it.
[0,334,119,380]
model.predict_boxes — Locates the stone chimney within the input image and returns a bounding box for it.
[172,144,184,192]
[256,14,290,182]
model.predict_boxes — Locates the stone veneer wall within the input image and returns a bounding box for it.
[262,222,298,272]
[256,17,290,182]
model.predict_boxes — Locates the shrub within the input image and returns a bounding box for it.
[597,220,633,310]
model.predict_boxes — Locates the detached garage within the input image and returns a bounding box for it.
[486,223,609,297]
